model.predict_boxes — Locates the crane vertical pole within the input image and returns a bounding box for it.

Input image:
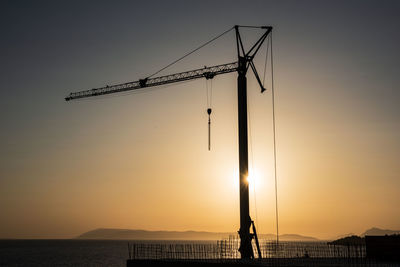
[237,56,253,259]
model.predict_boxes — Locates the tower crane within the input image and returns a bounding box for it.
[66,25,273,259]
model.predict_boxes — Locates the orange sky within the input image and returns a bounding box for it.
[1,72,399,239]
[1,1,399,239]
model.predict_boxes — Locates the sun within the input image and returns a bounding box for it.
[247,168,262,190]
[232,167,263,191]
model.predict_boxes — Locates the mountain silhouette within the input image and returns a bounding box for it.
[328,235,365,246]
[362,227,400,236]
[77,228,318,241]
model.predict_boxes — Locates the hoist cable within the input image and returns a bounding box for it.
[206,79,213,108]
[208,111,211,151]
[247,93,259,234]
[148,27,234,78]
[270,31,280,247]
[206,80,210,107]
[209,79,213,107]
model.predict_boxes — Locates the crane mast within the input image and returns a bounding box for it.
[66,25,273,259]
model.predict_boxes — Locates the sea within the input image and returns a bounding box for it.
[0,239,365,266]
[0,239,229,267]
[0,239,136,267]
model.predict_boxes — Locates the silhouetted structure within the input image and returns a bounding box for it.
[66,25,272,259]
[365,235,400,261]
[126,238,400,266]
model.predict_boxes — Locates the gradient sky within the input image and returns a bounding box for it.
[1,0,399,239]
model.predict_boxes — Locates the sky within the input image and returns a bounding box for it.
[0,0,399,239]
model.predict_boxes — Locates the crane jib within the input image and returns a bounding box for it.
[65,62,238,101]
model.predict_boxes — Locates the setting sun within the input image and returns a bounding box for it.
[248,168,263,188]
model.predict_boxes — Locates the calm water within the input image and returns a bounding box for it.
[0,240,134,267]
[0,240,215,267]
[0,239,365,266]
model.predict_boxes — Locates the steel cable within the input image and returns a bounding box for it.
[148,27,234,78]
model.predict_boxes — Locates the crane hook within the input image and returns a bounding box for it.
[207,108,212,151]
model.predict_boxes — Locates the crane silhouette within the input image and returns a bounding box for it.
[66,25,273,259]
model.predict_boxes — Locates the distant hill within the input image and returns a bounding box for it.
[332,233,356,240]
[327,227,400,245]
[77,229,231,240]
[258,233,317,241]
[328,235,365,246]
[278,234,318,241]
[361,227,400,237]
[77,228,318,241]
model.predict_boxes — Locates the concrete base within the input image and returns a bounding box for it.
[127,258,398,267]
